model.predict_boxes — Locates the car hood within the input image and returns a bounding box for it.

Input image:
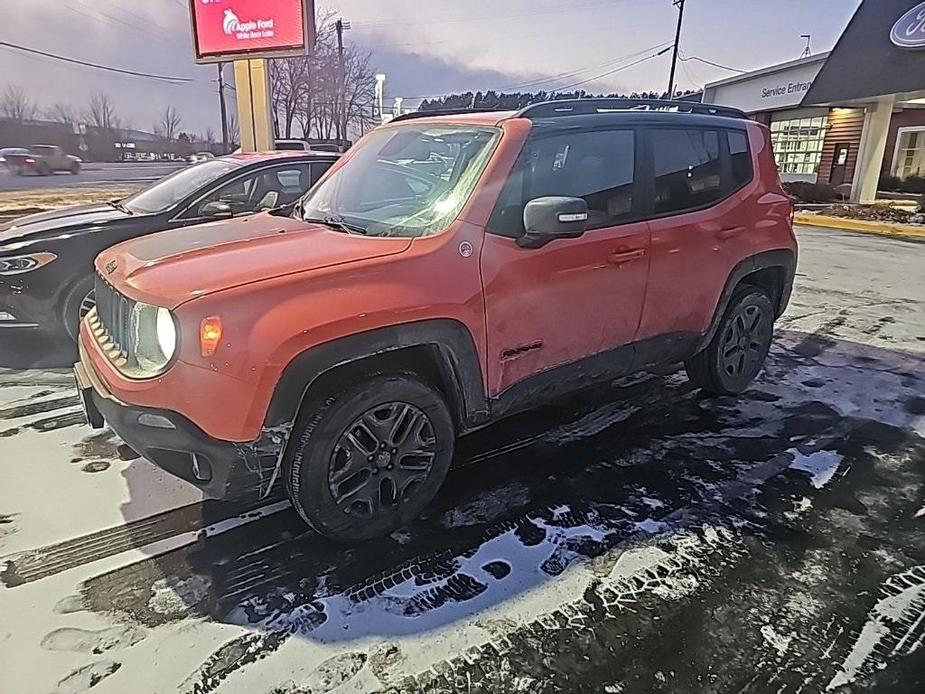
[0,203,132,247]
[96,212,413,309]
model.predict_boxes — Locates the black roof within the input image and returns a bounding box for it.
[392,98,749,128]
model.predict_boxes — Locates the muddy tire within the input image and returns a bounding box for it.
[284,373,455,542]
[685,285,774,395]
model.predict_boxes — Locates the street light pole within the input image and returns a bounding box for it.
[667,0,686,99]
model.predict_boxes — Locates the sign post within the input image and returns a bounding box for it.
[188,0,315,152]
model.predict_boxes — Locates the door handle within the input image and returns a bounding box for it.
[607,248,647,264]
[717,226,746,240]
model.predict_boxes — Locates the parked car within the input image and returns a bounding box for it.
[75,99,796,541]
[274,139,311,151]
[0,151,338,339]
[189,152,216,163]
[4,145,82,175]
[0,147,30,173]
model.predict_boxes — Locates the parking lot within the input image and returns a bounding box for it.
[0,226,923,694]
[0,162,184,193]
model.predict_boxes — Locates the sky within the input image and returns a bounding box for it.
[0,0,864,136]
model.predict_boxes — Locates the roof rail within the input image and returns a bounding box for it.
[516,98,749,120]
[389,107,504,123]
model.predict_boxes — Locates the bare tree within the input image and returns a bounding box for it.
[46,102,77,125]
[86,93,118,130]
[155,106,182,142]
[204,127,216,145]
[227,108,240,148]
[1,85,37,122]
[270,13,375,144]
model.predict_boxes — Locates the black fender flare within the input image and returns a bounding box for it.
[696,248,796,353]
[264,319,489,432]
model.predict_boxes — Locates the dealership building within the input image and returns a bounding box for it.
[702,0,925,202]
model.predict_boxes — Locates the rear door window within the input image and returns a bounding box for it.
[728,130,753,189]
[650,129,722,216]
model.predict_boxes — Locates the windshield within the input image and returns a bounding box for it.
[122,159,238,214]
[301,124,500,237]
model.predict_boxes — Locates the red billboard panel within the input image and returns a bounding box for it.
[190,0,314,63]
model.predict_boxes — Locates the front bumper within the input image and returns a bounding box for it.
[74,345,284,500]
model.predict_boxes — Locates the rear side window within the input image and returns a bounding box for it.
[651,129,722,216]
[728,130,752,188]
[489,128,636,237]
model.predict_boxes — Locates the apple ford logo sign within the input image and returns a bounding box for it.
[891,2,925,49]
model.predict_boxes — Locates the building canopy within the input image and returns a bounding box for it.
[803,0,925,106]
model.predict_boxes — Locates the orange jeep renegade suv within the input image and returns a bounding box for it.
[76,99,796,541]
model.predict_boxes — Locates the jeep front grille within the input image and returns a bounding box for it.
[88,272,135,368]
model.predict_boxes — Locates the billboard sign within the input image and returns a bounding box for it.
[189,0,314,63]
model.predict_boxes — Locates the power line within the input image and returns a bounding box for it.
[553,47,672,92]
[0,40,194,83]
[498,42,672,92]
[679,54,745,73]
[408,43,672,102]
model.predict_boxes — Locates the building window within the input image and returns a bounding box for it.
[893,128,925,179]
[769,116,828,176]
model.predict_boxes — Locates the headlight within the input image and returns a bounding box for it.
[129,303,177,376]
[0,252,57,275]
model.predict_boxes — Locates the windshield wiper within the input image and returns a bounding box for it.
[107,199,133,215]
[304,216,367,235]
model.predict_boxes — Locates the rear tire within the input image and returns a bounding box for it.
[285,373,455,541]
[38,163,51,176]
[685,285,775,395]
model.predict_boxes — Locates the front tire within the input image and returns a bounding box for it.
[685,286,775,395]
[63,278,95,342]
[285,373,455,541]
[70,162,80,174]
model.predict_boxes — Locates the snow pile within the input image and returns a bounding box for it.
[789,450,843,489]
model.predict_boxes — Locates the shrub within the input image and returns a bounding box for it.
[783,181,841,203]
[823,203,915,223]
[878,174,902,192]
[899,175,925,194]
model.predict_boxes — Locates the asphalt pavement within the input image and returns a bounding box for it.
[0,226,923,694]
[0,161,185,192]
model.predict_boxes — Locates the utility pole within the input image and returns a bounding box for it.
[667,0,686,100]
[335,19,351,148]
[217,62,229,153]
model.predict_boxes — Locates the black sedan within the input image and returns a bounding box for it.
[0,151,338,340]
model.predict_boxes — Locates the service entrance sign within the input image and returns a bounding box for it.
[189,0,315,63]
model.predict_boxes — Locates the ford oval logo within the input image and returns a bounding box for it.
[891,2,925,49]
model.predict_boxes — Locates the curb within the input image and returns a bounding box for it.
[794,213,925,240]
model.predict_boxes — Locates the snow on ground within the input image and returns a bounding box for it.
[1,227,924,693]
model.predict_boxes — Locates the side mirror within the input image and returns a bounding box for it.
[200,201,233,218]
[517,196,589,249]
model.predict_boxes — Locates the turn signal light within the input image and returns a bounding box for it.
[200,316,223,357]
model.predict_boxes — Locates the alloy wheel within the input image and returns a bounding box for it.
[78,290,96,321]
[328,402,437,520]
[720,302,770,379]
